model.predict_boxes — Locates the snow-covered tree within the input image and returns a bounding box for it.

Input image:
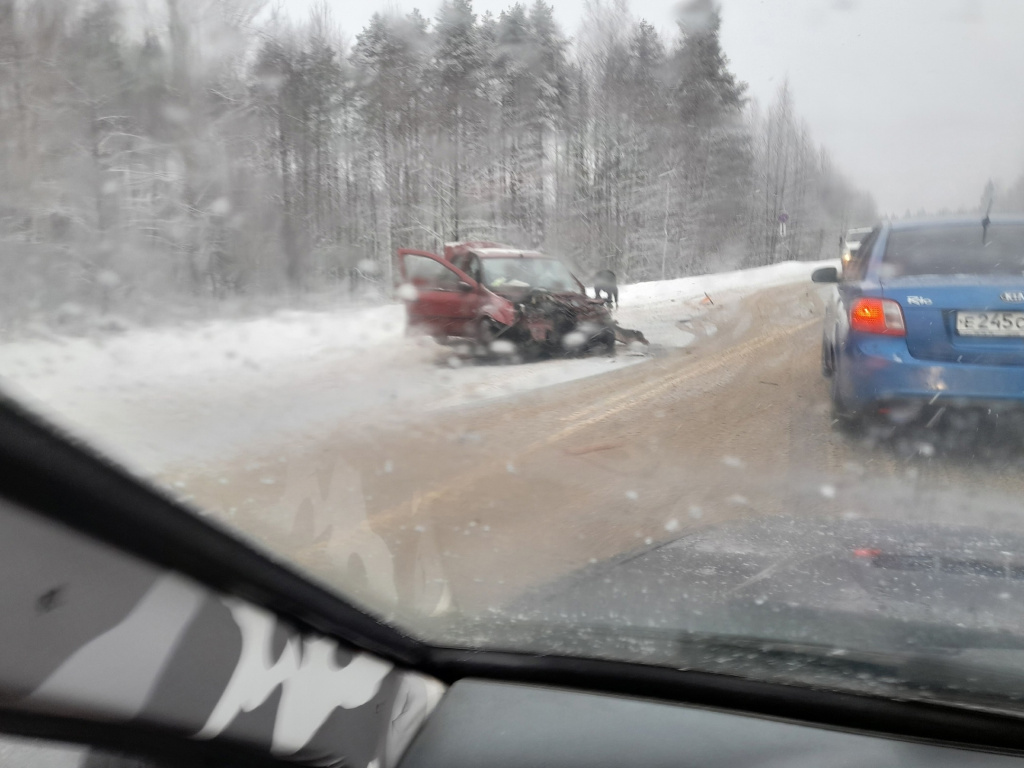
[0,0,874,328]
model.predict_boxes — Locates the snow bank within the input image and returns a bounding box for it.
[614,259,835,349]
[621,260,835,305]
[0,304,410,473]
[0,304,407,398]
[0,260,831,474]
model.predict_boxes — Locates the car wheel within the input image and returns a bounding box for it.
[829,359,862,433]
[474,318,498,358]
[476,318,523,363]
[821,338,833,378]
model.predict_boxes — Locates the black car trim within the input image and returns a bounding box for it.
[0,708,292,768]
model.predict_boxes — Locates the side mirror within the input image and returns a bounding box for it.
[811,267,839,284]
[457,281,474,293]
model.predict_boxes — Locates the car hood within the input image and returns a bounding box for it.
[489,285,597,305]
[496,288,612,323]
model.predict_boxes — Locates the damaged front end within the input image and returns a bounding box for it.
[520,290,616,356]
[483,290,647,360]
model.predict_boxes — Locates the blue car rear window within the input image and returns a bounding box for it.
[883,223,1024,277]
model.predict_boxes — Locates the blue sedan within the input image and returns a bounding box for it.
[813,216,1024,427]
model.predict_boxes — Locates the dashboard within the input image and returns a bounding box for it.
[400,679,1024,768]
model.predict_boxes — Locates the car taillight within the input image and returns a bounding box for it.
[850,298,905,336]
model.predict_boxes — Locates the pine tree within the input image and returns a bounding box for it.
[668,0,752,272]
[526,1,569,245]
[0,0,878,326]
[432,0,487,240]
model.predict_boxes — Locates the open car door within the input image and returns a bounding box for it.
[395,250,483,339]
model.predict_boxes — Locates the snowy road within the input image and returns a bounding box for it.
[7,260,1024,622]
[162,279,1024,621]
[8,260,1024,622]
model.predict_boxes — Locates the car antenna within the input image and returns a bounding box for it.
[982,190,994,246]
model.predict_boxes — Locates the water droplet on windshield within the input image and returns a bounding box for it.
[396,283,419,301]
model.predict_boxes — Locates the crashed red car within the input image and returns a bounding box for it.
[396,242,644,358]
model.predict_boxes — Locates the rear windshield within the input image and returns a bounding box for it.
[845,230,870,245]
[881,223,1024,277]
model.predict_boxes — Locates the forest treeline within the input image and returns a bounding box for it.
[0,0,876,326]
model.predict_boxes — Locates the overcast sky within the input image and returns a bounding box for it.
[279,0,1024,217]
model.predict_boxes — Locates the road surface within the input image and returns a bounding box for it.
[169,283,1024,625]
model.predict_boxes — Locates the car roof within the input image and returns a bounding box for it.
[443,241,553,260]
[471,247,551,259]
[887,214,1024,233]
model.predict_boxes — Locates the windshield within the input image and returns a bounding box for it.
[482,258,577,292]
[3,0,1024,719]
[882,224,1024,277]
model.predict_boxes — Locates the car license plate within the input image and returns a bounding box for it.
[956,311,1024,336]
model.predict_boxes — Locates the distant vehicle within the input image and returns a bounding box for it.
[813,217,1024,427]
[593,269,619,307]
[841,227,873,270]
[396,242,646,359]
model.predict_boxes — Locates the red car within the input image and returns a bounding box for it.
[397,241,634,358]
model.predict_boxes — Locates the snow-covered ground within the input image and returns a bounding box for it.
[613,259,834,348]
[0,260,834,475]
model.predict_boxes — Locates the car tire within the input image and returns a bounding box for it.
[476,317,523,363]
[474,317,498,358]
[829,358,862,433]
[821,338,833,378]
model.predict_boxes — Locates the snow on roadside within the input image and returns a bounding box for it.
[0,304,407,396]
[0,260,833,475]
[613,259,836,349]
